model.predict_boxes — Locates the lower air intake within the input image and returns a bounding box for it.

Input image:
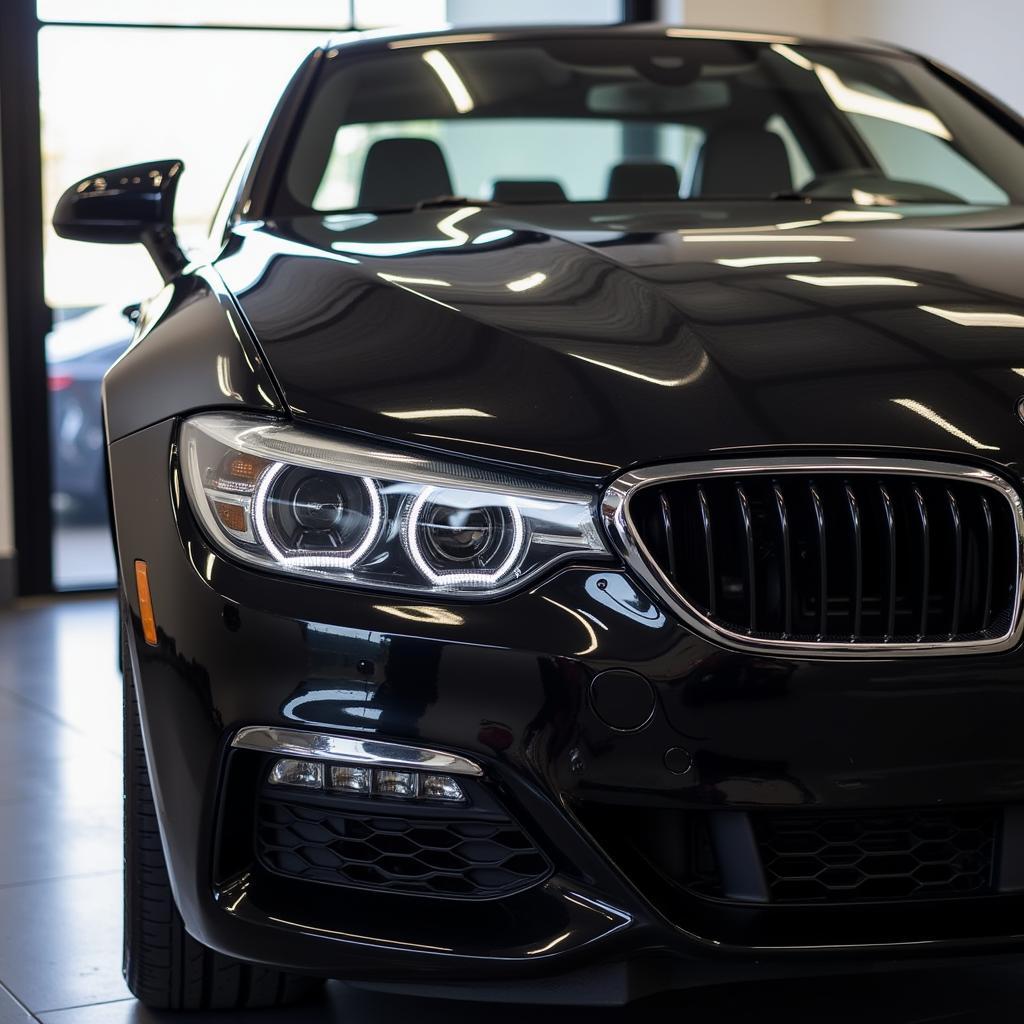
[256,797,551,899]
[754,808,997,903]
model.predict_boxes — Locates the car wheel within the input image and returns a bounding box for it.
[121,617,324,1009]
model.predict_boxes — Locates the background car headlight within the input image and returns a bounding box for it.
[179,413,610,596]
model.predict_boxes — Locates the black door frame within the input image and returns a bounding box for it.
[1,0,53,596]
[622,0,658,21]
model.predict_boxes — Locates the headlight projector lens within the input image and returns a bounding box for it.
[254,463,384,569]
[421,502,502,564]
[407,487,525,587]
[291,474,347,532]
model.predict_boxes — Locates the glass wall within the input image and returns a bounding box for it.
[39,4,444,589]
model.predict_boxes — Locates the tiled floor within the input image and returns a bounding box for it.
[2,596,1024,1022]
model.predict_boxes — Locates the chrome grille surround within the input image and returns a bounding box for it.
[602,457,1024,658]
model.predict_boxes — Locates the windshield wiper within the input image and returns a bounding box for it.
[770,189,969,205]
[413,195,496,210]
[685,192,816,202]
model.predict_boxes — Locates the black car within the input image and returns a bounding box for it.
[48,304,133,518]
[53,24,1024,1010]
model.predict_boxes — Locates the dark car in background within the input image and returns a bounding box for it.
[47,304,132,518]
[53,24,1024,1011]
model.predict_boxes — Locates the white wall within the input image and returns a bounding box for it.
[829,0,1024,113]
[0,102,15,575]
[678,0,827,35]
[664,0,1024,115]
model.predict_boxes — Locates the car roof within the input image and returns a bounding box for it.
[322,23,907,58]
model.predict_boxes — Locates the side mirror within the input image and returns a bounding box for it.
[53,159,187,282]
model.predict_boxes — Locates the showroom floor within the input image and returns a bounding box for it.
[1,597,1024,1023]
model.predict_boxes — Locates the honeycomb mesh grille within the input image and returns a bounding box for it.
[256,798,551,899]
[754,809,997,903]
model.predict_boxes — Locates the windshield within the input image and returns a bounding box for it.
[278,35,1024,213]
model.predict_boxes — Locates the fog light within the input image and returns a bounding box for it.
[268,758,323,789]
[265,754,471,802]
[421,773,465,801]
[373,768,418,798]
[329,764,371,793]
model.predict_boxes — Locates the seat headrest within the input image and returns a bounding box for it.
[492,179,567,203]
[607,162,680,201]
[693,127,793,197]
[358,138,454,209]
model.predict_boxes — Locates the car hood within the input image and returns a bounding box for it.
[217,203,1024,482]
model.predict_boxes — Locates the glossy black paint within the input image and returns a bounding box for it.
[218,203,1024,480]
[84,23,1024,1001]
[102,265,282,442]
[109,415,1024,989]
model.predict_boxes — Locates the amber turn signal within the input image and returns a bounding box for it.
[218,452,269,487]
[134,559,158,646]
[213,500,247,533]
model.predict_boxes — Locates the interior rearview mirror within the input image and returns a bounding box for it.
[52,159,187,282]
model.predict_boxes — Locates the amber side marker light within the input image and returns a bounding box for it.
[134,560,158,646]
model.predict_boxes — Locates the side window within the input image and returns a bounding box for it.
[809,57,1010,204]
[207,142,253,250]
[848,114,1008,204]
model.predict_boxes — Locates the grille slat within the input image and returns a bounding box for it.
[912,486,930,639]
[809,481,828,638]
[626,465,1020,650]
[697,483,716,617]
[736,482,757,633]
[773,482,793,637]
[659,490,677,580]
[879,483,897,640]
[981,493,994,627]
[948,488,963,638]
[845,483,863,639]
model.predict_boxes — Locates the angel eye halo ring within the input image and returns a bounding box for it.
[252,462,384,570]
[405,486,526,587]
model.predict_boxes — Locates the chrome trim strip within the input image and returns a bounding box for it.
[231,726,484,776]
[602,456,1024,659]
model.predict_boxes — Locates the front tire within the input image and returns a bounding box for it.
[122,624,323,1009]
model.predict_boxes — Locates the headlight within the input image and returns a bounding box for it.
[179,413,610,596]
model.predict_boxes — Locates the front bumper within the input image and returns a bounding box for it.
[110,420,1024,999]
